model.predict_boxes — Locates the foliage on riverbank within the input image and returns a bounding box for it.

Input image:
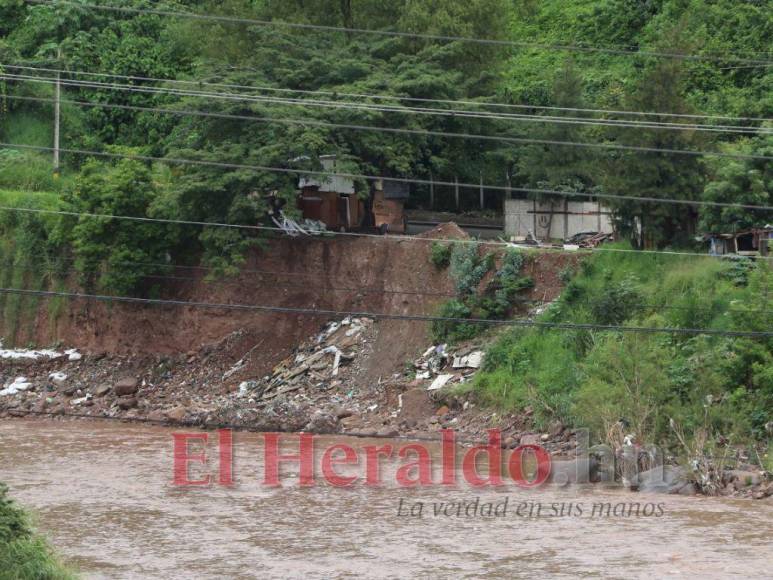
[0,483,76,580]
[0,0,770,288]
[474,246,773,450]
[430,244,534,343]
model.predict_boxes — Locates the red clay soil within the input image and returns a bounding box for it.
[3,226,575,380]
[6,228,453,377]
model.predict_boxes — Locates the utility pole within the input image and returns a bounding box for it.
[53,47,61,177]
[454,176,460,211]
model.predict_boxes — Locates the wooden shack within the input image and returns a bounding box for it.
[705,227,773,257]
[297,155,364,231]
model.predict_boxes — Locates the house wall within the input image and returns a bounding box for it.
[504,199,614,240]
[299,188,363,230]
[300,189,337,227]
[372,191,405,233]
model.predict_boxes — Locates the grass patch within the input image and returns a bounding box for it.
[0,150,72,193]
[0,483,76,579]
[475,242,773,447]
[0,188,66,346]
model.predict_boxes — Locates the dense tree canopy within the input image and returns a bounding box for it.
[0,0,771,288]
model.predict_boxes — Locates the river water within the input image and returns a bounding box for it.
[1,419,771,579]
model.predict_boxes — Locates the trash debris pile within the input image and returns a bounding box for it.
[0,377,33,396]
[237,317,375,404]
[564,231,614,249]
[414,344,485,396]
[0,340,81,362]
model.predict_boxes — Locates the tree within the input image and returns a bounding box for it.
[700,132,773,233]
[66,158,181,294]
[600,53,709,248]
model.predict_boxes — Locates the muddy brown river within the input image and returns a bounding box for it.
[1,420,771,579]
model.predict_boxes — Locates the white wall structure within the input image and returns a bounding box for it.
[298,155,356,194]
[504,199,614,240]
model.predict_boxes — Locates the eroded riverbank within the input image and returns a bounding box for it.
[1,420,771,579]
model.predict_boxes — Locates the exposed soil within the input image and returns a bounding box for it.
[2,228,770,498]
[0,224,579,446]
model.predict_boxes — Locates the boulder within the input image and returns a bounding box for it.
[334,407,354,420]
[376,427,400,438]
[117,396,138,410]
[636,465,688,494]
[93,384,111,397]
[549,420,565,438]
[728,470,762,490]
[114,377,139,397]
[519,433,540,446]
[164,407,188,423]
[303,411,339,434]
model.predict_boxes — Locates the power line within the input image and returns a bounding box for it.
[5,192,773,265]
[4,142,773,212]
[2,287,773,338]
[5,73,771,139]
[6,259,460,298]
[4,67,771,133]
[7,94,771,188]
[6,62,770,124]
[24,0,773,66]
[8,260,773,318]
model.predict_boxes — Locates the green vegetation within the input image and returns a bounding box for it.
[0,0,770,293]
[0,187,67,344]
[0,483,75,580]
[431,245,533,342]
[475,246,773,448]
[0,0,770,451]
[430,242,453,269]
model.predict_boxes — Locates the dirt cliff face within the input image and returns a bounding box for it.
[6,234,453,378]
[3,228,575,380]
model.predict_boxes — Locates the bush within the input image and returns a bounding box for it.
[0,483,75,579]
[588,276,642,325]
[431,299,483,343]
[474,328,578,428]
[720,256,756,287]
[429,241,452,269]
[0,150,68,193]
[559,266,576,284]
[449,243,493,297]
[474,244,773,451]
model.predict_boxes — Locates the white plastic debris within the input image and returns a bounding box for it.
[49,372,68,385]
[238,381,258,397]
[72,393,93,406]
[452,351,484,370]
[0,340,62,361]
[65,349,82,361]
[0,377,33,396]
[428,374,454,391]
[222,358,246,381]
[332,350,342,376]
